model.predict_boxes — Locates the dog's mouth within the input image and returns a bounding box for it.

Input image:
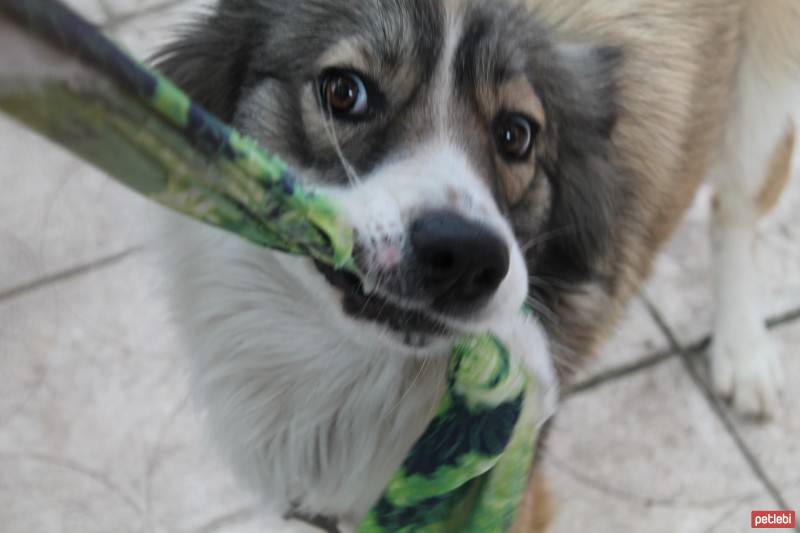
[313,261,449,347]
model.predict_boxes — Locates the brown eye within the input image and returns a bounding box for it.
[319,70,368,117]
[495,113,537,161]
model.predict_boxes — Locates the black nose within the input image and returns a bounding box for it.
[410,211,510,310]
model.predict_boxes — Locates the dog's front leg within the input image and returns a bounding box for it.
[708,110,795,419]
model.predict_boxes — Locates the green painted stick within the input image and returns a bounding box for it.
[0,1,540,531]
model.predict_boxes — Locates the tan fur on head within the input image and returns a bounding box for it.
[482,75,546,204]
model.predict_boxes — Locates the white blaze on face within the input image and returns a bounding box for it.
[434,7,464,134]
[314,7,529,333]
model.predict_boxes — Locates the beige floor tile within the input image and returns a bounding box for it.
[728,323,800,512]
[106,0,210,59]
[104,0,197,22]
[661,495,782,533]
[0,250,300,533]
[781,488,800,528]
[571,297,670,386]
[0,115,163,295]
[61,0,112,24]
[64,0,184,24]
[542,359,769,533]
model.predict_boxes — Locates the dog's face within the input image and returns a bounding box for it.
[159,0,618,355]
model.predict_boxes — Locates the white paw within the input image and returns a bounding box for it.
[710,327,783,419]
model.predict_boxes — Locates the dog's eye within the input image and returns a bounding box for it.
[494,113,537,161]
[319,69,369,118]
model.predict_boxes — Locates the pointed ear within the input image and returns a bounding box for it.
[537,43,623,284]
[151,5,257,122]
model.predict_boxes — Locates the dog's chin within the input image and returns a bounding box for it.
[313,261,457,356]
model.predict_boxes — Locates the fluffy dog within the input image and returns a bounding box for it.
[155,0,800,530]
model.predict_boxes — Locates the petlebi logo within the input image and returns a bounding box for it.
[751,511,796,529]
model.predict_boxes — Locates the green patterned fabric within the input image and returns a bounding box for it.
[359,336,539,533]
[0,1,540,531]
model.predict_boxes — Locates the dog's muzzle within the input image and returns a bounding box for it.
[314,209,510,344]
[313,259,448,345]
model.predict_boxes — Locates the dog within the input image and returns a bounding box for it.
[155,0,800,531]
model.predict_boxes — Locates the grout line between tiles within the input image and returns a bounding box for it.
[0,247,142,303]
[565,348,677,397]
[567,305,800,398]
[766,307,800,328]
[641,296,795,516]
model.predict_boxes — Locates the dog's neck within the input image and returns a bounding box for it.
[170,235,449,522]
[198,320,449,522]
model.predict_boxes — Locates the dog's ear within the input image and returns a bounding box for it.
[536,43,622,285]
[152,3,258,122]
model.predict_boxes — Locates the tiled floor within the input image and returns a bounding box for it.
[1,2,798,533]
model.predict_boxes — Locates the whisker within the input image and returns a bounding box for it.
[527,274,557,293]
[548,336,583,376]
[520,227,572,253]
[384,358,428,419]
[525,295,558,324]
[317,101,362,187]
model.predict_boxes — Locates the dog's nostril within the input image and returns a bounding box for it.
[429,251,456,272]
[410,210,510,310]
[475,268,502,288]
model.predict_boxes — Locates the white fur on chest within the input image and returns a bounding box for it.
[161,217,450,521]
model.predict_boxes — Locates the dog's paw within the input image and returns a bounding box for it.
[710,327,783,420]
